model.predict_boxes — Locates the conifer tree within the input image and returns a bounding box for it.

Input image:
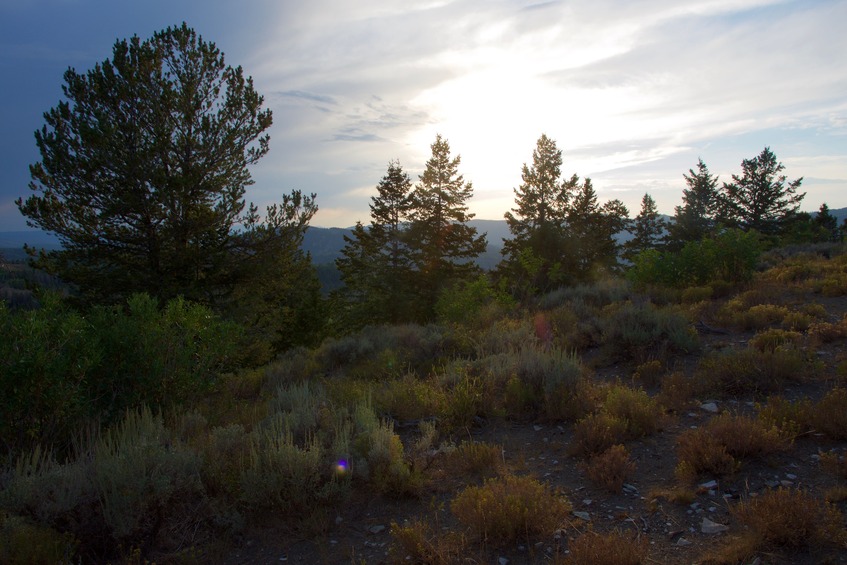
[624,193,666,261]
[813,203,839,242]
[566,178,629,279]
[667,158,719,248]
[718,147,804,236]
[500,134,569,295]
[336,161,415,326]
[407,135,486,320]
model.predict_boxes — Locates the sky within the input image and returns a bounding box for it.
[1,0,845,230]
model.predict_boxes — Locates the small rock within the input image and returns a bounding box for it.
[623,483,639,493]
[572,511,591,521]
[335,515,343,525]
[699,479,718,489]
[582,499,593,506]
[780,480,793,487]
[701,518,729,534]
[369,525,386,534]
[785,473,797,480]
[533,425,543,431]
[279,556,287,562]
[700,402,719,413]
[676,537,693,547]
[498,557,509,565]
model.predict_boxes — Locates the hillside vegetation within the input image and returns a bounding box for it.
[3,243,847,564]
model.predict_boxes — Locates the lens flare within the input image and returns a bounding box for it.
[335,459,348,475]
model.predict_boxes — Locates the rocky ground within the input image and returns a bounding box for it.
[221,299,847,565]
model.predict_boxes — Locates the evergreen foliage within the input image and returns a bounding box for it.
[717,147,805,236]
[407,135,487,320]
[623,193,665,261]
[667,158,720,248]
[16,24,316,314]
[335,161,416,326]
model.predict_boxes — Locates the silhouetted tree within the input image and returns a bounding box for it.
[336,160,416,325]
[717,147,804,236]
[407,135,486,320]
[500,134,569,295]
[814,203,839,242]
[624,193,665,261]
[566,177,629,279]
[667,158,719,248]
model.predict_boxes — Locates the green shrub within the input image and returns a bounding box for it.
[697,346,812,396]
[628,228,760,288]
[600,302,699,362]
[94,407,204,543]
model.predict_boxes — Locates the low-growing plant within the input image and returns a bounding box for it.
[561,529,648,565]
[819,450,847,480]
[657,371,697,412]
[374,373,446,422]
[756,396,813,439]
[676,413,787,482]
[582,445,636,493]
[807,315,847,345]
[442,441,505,478]
[0,515,78,565]
[696,346,811,396]
[599,302,699,363]
[569,413,628,458]
[631,359,664,387]
[602,385,663,439]
[451,474,571,544]
[748,328,803,352]
[733,488,846,552]
[389,518,468,565]
[811,387,847,440]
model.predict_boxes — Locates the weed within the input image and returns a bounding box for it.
[676,413,787,481]
[389,518,467,564]
[696,346,811,396]
[582,445,636,493]
[756,396,812,439]
[451,475,571,544]
[812,387,847,440]
[375,373,445,422]
[819,450,847,480]
[734,488,846,551]
[569,413,628,458]
[748,329,802,352]
[631,359,664,387]
[560,529,648,565]
[600,302,699,363]
[602,385,663,439]
[657,371,697,412]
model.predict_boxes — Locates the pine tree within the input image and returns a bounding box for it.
[336,161,415,326]
[16,24,285,307]
[566,178,629,279]
[718,147,804,236]
[407,135,487,320]
[667,158,719,248]
[500,134,569,295]
[624,193,666,261]
[813,203,839,242]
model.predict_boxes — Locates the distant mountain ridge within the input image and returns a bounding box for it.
[4,207,846,267]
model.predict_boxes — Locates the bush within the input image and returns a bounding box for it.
[734,489,846,551]
[389,518,467,564]
[451,475,571,544]
[599,302,698,363]
[812,388,847,440]
[582,445,636,493]
[569,413,628,458]
[602,385,663,439]
[628,229,760,288]
[676,413,787,481]
[561,529,648,565]
[748,329,802,352]
[696,346,811,396]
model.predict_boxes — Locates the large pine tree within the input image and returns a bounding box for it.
[336,160,415,326]
[667,158,720,249]
[565,178,630,279]
[500,134,569,295]
[718,147,804,236]
[407,135,487,320]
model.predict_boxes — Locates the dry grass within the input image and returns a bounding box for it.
[568,413,628,458]
[559,529,648,565]
[811,387,847,440]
